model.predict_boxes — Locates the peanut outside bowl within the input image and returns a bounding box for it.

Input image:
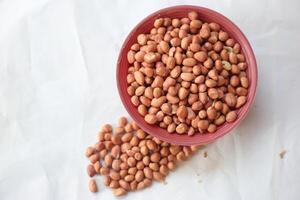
[116,5,257,145]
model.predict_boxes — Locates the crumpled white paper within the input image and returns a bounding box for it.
[0,0,299,199]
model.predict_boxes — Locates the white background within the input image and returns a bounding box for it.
[0,0,299,199]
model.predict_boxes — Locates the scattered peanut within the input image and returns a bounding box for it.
[85,117,201,196]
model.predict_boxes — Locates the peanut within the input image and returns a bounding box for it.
[89,179,98,193]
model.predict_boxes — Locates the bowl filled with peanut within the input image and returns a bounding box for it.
[117,5,257,145]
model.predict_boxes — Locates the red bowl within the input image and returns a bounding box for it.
[117,5,257,145]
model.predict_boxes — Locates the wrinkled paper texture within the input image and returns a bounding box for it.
[0,0,299,199]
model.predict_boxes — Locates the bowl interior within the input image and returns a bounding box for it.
[117,5,257,145]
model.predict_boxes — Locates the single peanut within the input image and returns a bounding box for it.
[89,179,98,193]
[113,188,127,196]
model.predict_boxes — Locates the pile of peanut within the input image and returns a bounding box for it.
[126,11,249,135]
[86,117,200,196]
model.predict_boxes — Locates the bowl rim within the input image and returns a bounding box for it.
[116,5,258,145]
